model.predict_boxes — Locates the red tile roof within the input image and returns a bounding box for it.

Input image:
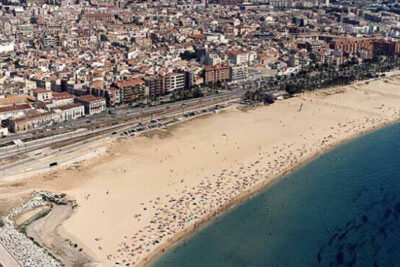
[53,103,83,111]
[76,95,105,103]
[115,79,144,88]
[0,104,31,114]
[52,92,75,100]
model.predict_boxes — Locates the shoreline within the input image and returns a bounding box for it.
[1,71,400,267]
[142,117,399,267]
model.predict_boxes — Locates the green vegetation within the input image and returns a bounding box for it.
[281,55,400,95]
[18,207,52,234]
[242,54,400,103]
[171,87,205,102]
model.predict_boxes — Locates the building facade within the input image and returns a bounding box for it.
[52,103,85,121]
[113,79,147,104]
[203,64,231,84]
[163,73,185,93]
[230,65,249,81]
[0,103,31,121]
[31,88,53,102]
[145,76,165,98]
[8,112,61,133]
[75,95,106,115]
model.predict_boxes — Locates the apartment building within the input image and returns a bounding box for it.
[203,64,231,84]
[0,103,31,121]
[52,103,85,121]
[105,88,121,107]
[50,92,75,107]
[31,88,53,102]
[230,65,249,81]
[8,111,61,133]
[163,73,185,93]
[75,95,106,115]
[331,38,373,58]
[372,40,400,56]
[228,50,250,65]
[145,76,165,98]
[113,79,147,104]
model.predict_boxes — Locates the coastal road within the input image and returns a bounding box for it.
[0,93,236,161]
[0,75,267,147]
[0,97,235,179]
[0,88,246,146]
[0,241,21,267]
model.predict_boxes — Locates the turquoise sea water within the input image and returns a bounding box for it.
[154,122,400,267]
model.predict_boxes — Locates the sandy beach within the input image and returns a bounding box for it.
[1,72,400,266]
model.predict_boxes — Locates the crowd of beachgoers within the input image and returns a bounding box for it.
[110,112,399,266]
[1,75,400,267]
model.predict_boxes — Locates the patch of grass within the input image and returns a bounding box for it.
[18,206,52,234]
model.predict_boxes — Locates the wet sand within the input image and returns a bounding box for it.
[1,72,400,266]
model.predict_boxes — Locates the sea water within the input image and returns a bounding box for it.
[155,122,400,267]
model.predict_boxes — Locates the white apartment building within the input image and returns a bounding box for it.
[75,95,106,115]
[0,104,31,121]
[53,104,85,121]
[230,66,249,81]
[164,73,185,92]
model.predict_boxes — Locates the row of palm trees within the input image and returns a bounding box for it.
[242,54,400,102]
[280,55,400,95]
[153,54,400,106]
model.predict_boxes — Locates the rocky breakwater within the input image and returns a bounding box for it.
[0,191,64,266]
